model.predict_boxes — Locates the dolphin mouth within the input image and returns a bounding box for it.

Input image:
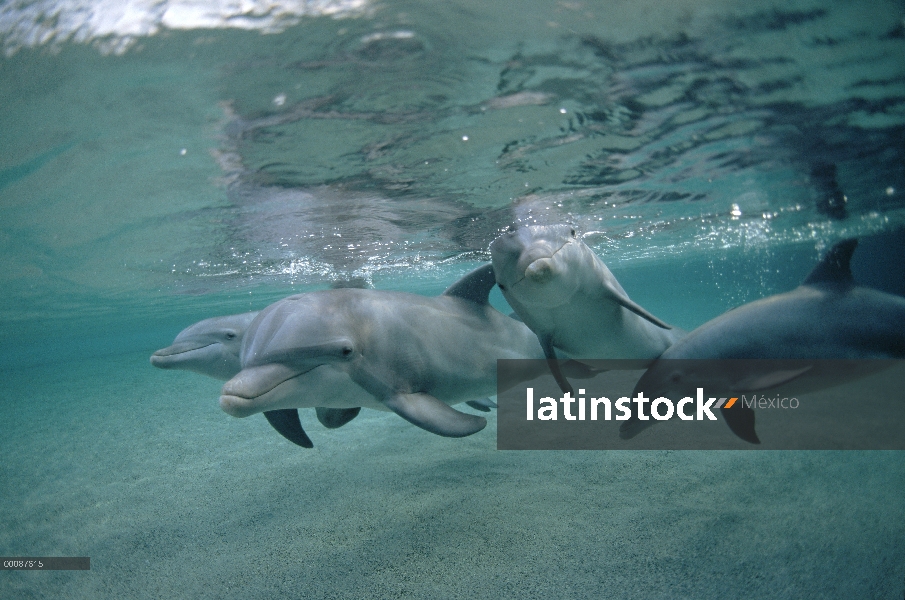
[152,342,216,358]
[518,241,569,285]
[219,364,325,418]
[221,364,320,402]
[150,342,218,368]
[222,372,302,401]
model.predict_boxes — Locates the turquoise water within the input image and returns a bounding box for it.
[1,0,904,597]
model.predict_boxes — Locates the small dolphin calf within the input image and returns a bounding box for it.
[620,238,905,443]
[220,264,545,447]
[490,224,683,392]
[151,312,259,380]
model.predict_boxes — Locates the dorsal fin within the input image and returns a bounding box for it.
[802,238,857,288]
[442,263,496,304]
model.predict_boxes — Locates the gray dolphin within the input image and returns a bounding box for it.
[151,312,259,380]
[220,264,545,447]
[489,224,684,393]
[620,238,905,443]
[150,311,365,433]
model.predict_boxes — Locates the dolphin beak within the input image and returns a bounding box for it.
[219,363,311,418]
[518,239,568,284]
[150,342,215,368]
[525,257,555,283]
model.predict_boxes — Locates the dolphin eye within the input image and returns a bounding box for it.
[342,346,353,356]
[570,228,576,237]
[225,332,236,340]
[498,283,506,291]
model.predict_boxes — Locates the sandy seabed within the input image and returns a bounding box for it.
[1,349,903,599]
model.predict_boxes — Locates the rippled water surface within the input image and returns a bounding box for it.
[2,0,903,331]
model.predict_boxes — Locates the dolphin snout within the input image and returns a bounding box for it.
[219,363,307,417]
[150,341,216,366]
[150,354,171,368]
[219,394,259,418]
[150,347,192,369]
[525,258,555,283]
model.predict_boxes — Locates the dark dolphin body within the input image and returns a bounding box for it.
[620,239,905,443]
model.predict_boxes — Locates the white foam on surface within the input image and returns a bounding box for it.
[0,0,369,55]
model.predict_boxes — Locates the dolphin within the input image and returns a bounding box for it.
[489,224,684,393]
[151,312,259,380]
[620,238,905,443]
[150,311,369,433]
[220,264,546,447]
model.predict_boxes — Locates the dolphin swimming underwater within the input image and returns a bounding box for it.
[151,312,259,380]
[150,310,372,433]
[619,238,905,443]
[489,224,684,393]
[220,264,545,447]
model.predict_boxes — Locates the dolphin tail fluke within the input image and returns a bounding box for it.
[315,407,362,429]
[721,405,760,444]
[384,393,487,437]
[264,409,314,448]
